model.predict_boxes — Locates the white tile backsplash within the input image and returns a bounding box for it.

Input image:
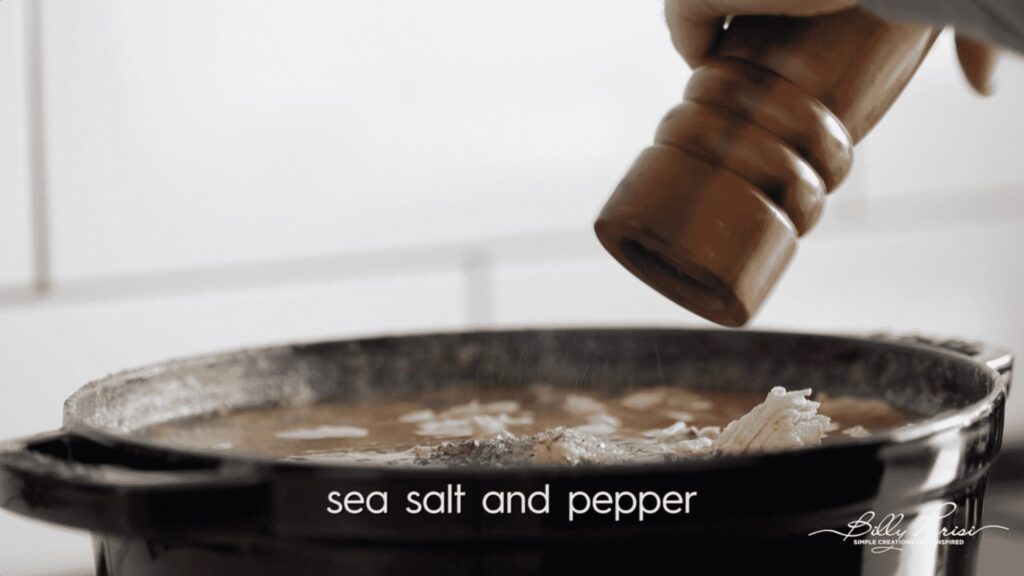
[0,0,33,288]
[37,0,683,282]
[859,32,1024,198]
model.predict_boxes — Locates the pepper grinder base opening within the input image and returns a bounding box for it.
[595,146,798,327]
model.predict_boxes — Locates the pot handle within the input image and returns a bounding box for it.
[0,430,268,537]
[972,345,1014,380]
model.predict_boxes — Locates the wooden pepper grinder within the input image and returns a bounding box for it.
[595,8,939,326]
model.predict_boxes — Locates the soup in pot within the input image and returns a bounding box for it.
[139,383,922,467]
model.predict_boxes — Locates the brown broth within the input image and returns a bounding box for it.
[138,384,921,464]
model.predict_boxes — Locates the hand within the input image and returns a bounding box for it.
[665,0,1000,95]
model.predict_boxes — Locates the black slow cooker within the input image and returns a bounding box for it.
[0,329,1012,575]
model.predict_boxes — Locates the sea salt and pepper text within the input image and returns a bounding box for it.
[326,484,698,522]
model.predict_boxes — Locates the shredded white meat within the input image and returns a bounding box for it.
[715,387,831,454]
[275,425,369,440]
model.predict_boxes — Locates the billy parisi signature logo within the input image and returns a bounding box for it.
[808,502,1009,554]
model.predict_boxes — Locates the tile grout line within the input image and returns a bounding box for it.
[462,250,495,327]
[1,187,1024,310]
[24,0,51,295]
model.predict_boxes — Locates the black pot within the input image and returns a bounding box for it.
[0,329,1012,575]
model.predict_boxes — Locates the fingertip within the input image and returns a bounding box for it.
[955,34,1000,96]
[665,0,721,69]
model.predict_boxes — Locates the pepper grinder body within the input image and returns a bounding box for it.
[595,8,939,326]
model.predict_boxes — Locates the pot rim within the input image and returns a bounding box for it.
[59,327,1012,479]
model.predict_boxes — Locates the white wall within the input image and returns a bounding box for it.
[37,0,680,281]
[1,2,1023,574]
[862,33,1024,198]
[0,0,32,287]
